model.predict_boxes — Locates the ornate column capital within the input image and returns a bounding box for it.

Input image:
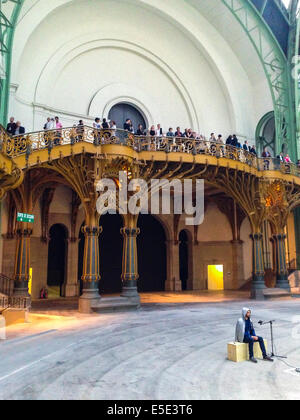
[250,233,263,241]
[81,226,103,237]
[121,227,140,237]
[16,228,33,238]
[272,234,287,241]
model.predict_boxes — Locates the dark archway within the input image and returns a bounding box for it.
[47,224,68,297]
[179,230,189,291]
[137,215,167,292]
[108,103,146,132]
[77,215,124,295]
[99,214,124,294]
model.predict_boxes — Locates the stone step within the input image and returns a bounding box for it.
[263,288,291,300]
[91,297,140,313]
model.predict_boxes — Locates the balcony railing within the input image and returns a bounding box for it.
[0,125,299,177]
[0,274,14,296]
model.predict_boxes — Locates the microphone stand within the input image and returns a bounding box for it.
[259,320,287,359]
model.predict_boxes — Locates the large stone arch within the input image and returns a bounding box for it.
[3,0,283,142]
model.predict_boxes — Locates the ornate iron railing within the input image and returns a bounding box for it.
[0,274,14,296]
[0,125,299,177]
[0,273,30,310]
[0,296,31,311]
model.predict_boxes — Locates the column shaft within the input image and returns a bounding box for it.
[79,226,102,312]
[251,233,266,300]
[273,234,290,290]
[121,227,140,299]
[14,229,32,297]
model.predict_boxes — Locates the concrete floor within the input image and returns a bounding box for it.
[0,292,300,400]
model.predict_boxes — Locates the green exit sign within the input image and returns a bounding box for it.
[17,213,35,224]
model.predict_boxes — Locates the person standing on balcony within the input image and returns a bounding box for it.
[285,154,292,163]
[7,117,17,136]
[44,117,55,131]
[93,118,102,129]
[55,116,63,130]
[226,135,233,146]
[156,124,163,137]
[136,124,145,136]
[209,133,217,143]
[175,127,182,138]
[167,128,174,137]
[262,147,271,158]
[102,118,110,129]
[76,120,84,142]
[243,140,249,152]
[277,152,284,163]
[262,147,271,170]
[124,119,131,131]
[15,121,25,135]
[54,116,63,145]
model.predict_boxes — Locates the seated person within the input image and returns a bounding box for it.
[235,308,273,363]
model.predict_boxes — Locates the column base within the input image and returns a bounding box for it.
[121,286,139,299]
[65,284,79,298]
[276,275,291,291]
[165,279,175,292]
[78,289,101,314]
[175,279,182,292]
[13,288,30,298]
[92,296,141,313]
[251,287,266,300]
[251,275,266,300]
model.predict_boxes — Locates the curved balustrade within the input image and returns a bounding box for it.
[0,125,299,177]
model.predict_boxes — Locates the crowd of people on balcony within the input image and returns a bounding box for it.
[4,115,300,169]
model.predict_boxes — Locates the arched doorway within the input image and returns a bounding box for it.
[108,103,146,132]
[179,230,189,291]
[99,214,123,294]
[137,215,167,292]
[47,224,68,298]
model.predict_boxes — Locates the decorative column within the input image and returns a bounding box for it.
[78,226,102,313]
[273,233,290,291]
[14,228,32,297]
[120,227,141,303]
[251,232,266,300]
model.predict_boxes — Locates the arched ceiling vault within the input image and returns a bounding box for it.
[0,0,296,157]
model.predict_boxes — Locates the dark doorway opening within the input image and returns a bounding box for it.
[99,214,123,294]
[47,224,68,298]
[108,103,146,132]
[179,230,189,291]
[137,215,167,292]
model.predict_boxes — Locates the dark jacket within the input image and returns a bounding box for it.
[244,318,256,341]
[7,123,17,136]
[15,126,25,135]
